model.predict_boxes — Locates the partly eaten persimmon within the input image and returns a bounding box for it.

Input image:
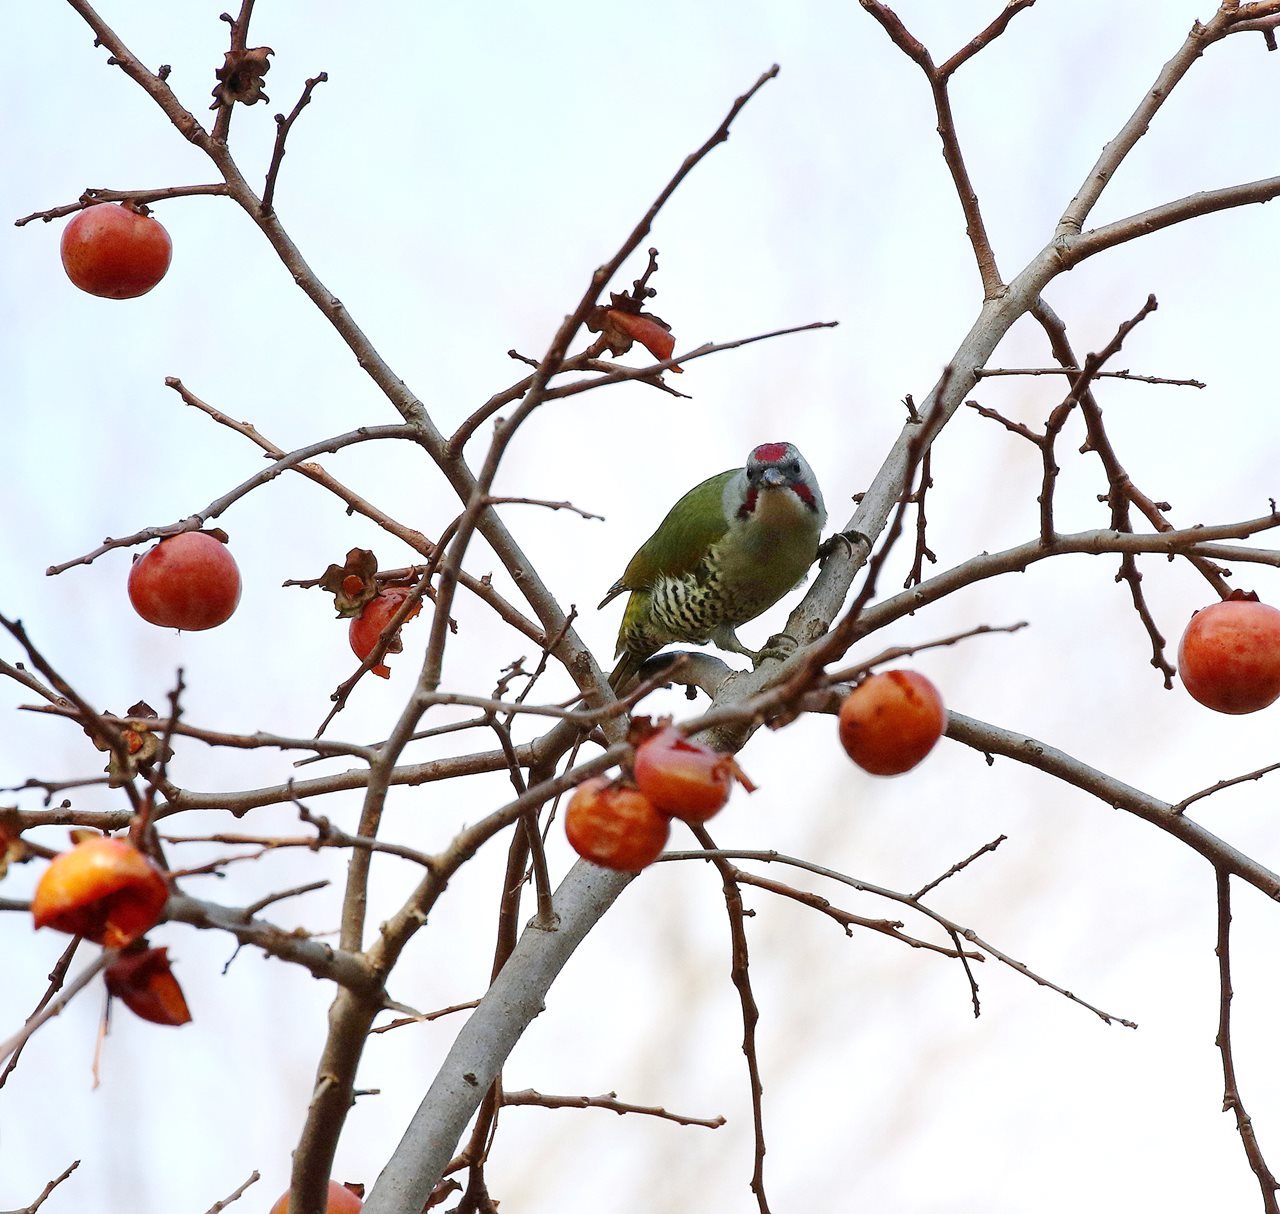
[632,726,733,823]
[565,778,669,871]
[838,670,947,776]
[32,835,169,947]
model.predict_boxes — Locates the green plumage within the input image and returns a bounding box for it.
[600,444,826,693]
[600,468,735,603]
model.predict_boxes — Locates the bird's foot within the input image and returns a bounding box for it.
[817,529,872,565]
[751,631,800,667]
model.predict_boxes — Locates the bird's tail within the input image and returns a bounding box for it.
[608,651,643,695]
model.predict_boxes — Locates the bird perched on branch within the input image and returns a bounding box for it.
[600,441,827,692]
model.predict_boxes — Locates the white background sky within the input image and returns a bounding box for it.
[4,2,1280,1212]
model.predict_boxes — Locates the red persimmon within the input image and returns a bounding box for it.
[633,726,732,822]
[60,203,172,299]
[348,589,421,678]
[1178,595,1280,714]
[268,1180,364,1214]
[838,670,947,776]
[565,778,669,871]
[128,532,241,631]
[32,835,169,948]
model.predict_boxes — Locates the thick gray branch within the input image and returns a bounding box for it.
[361,861,631,1214]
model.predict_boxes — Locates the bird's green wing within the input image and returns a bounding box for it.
[614,468,735,591]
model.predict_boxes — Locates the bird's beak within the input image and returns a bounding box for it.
[758,468,788,490]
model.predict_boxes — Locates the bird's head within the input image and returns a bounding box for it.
[735,441,826,524]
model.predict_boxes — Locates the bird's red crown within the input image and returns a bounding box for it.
[751,442,791,464]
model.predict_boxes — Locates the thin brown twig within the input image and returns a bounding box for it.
[161,821,435,871]
[419,691,604,723]
[0,1161,81,1214]
[0,616,142,816]
[948,927,983,1018]
[501,1088,726,1130]
[448,337,611,456]
[1173,761,1280,815]
[1214,869,1280,1213]
[691,824,772,1214]
[0,938,81,1089]
[485,496,604,522]
[510,609,578,718]
[965,400,1039,443]
[262,73,328,214]
[200,1170,261,1214]
[242,880,330,917]
[820,622,1027,689]
[539,322,838,406]
[14,184,231,226]
[938,0,1038,77]
[1038,294,1161,544]
[485,715,556,929]
[164,378,546,645]
[1037,398,1075,542]
[859,0,1021,295]
[726,868,983,960]
[448,320,836,456]
[3,775,110,803]
[912,835,1008,901]
[211,0,257,145]
[24,701,374,762]
[153,668,185,798]
[905,448,936,588]
[576,357,691,399]
[1034,297,1225,685]
[370,999,480,1035]
[167,377,434,555]
[668,847,1135,1028]
[164,893,374,989]
[0,658,65,705]
[0,952,116,1067]
[976,366,1205,388]
[47,423,415,576]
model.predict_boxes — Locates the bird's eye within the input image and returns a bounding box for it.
[786,460,800,475]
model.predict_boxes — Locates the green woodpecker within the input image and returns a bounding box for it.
[600,441,827,692]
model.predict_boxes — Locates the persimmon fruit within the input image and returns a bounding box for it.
[128,532,241,631]
[838,670,947,776]
[565,778,669,871]
[1178,595,1280,715]
[348,588,420,678]
[268,1180,363,1214]
[632,726,732,822]
[32,835,168,947]
[60,203,172,299]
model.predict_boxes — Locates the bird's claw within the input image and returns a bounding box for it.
[752,631,800,667]
[817,529,872,565]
